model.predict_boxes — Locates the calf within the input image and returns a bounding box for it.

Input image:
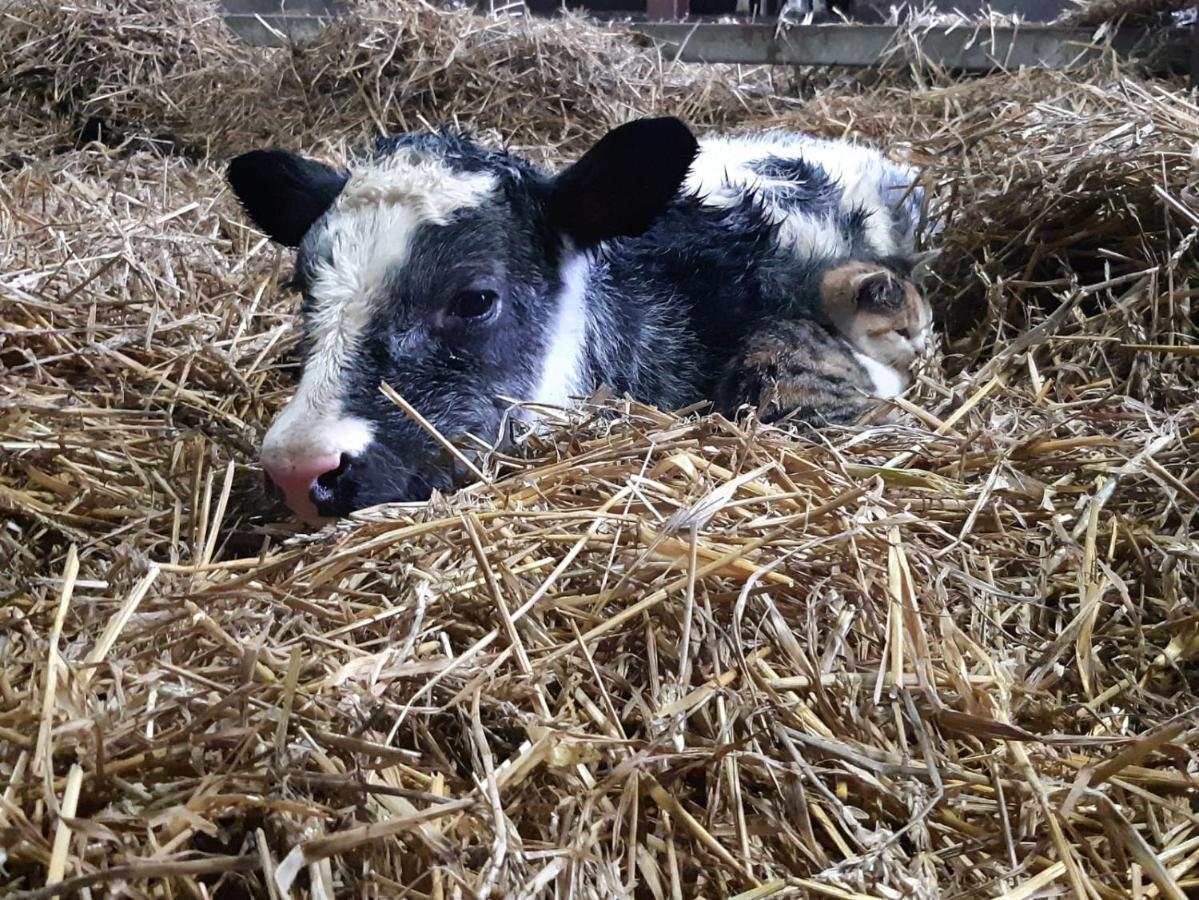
[227,118,930,521]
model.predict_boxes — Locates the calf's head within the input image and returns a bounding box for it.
[228,119,698,521]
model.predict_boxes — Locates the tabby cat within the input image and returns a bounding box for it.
[716,255,933,426]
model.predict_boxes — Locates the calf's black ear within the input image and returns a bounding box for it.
[548,117,698,247]
[227,149,348,247]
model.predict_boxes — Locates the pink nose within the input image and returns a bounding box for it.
[262,454,342,522]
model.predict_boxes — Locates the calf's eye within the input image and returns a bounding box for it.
[447,289,499,321]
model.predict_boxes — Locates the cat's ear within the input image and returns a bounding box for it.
[909,249,941,281]
[852,269,901,310]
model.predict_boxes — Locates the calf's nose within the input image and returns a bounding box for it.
[261,453,344,522]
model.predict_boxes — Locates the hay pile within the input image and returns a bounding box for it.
[0,0,787,166]
[3,2,1199,897]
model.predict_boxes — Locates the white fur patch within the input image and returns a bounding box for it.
[776,214,852,262]
[338,151,498,220]
[264,153,497,468]
[260,388,375,471]
[854,352,908,399]
[530,250,591,413]
[686,137,771,208]
[688,132,921,261]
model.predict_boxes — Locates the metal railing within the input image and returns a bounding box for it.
[217,0,1197,79]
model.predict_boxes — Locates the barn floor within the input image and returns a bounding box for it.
[2,2,1198,898]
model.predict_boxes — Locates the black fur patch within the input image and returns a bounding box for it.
[227,150,347,247]
[749,154,840,215]
[548,117,699,246]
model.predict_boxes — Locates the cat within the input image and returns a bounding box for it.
[715,254,934,427]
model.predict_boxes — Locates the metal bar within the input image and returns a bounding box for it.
[219,0,340,44]
[219,0,338,12]
[223,12,333,44]
[633,22,1188,71]
[221,11,1187,76]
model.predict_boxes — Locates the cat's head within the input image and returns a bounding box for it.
[819,252,937,369]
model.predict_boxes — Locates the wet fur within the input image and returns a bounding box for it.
[228,121,935,514]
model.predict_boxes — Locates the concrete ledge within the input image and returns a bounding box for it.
[220,9,1188,77]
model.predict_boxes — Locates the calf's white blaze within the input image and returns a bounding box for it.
[262,154,497,472]
[260,388,375,472]
[529,249,591,414]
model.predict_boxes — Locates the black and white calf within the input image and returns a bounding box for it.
[227,118,930,521]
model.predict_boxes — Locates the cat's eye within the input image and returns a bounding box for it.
[895,327,911,339]
[447,289,499,322]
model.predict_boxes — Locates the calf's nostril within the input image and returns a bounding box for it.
[260,452,343,521]
[311,453,354,507]
[316,453,352,491]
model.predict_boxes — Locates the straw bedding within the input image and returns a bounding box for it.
[2,2,1198,897]
[0,0,788,166]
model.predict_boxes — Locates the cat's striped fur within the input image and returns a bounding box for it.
[717,256,932,426]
